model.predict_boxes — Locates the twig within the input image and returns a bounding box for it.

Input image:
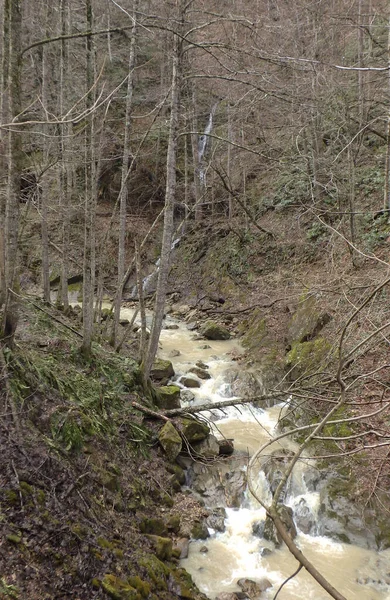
[273,564,303,600]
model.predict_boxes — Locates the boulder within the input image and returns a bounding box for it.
[188,366,211,380]
[181,390,195,403]
[139,517,168,536]
[178,417,210,443]
[192,435,220,459]
[180,376,201,388]
[293,498,316,535]
[200,321,231,340]
[206,507,227,533]
[187,322,198,331]
[174,537,190,559]
[223,369,264,399]
[155,385,181,410]
[218,438,234,456]
[169,349,181,357]
[187,457,247,508]
[158,422,182,461]
[287,294,331,344]
[238,578,272,596]
[215,594,240,600]
[263,505,297,548]
[191,521,210,540]
[150,359,174,381]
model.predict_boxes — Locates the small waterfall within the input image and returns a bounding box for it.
[198,103,218,186]
[131,237,181,298]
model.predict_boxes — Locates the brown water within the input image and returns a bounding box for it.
[121,307,390,600]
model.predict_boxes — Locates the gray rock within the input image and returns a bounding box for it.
[186,322,198,331]
[238,577,272,596]
[168,349,181,357]
[215,594,240,600]
[188,366,211,380]
[188,457,247,508]
[192,435,220,459]
[175,537,190,559]
[206,507,227,533]
[181,389,195,403]
[263,505,297,548]
[218,438,234,456]
[180,376,201,388]
[200,320,231,340]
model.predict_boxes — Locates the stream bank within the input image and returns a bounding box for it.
[143,306,390,600]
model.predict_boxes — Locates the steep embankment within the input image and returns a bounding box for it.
[0,302,208,600]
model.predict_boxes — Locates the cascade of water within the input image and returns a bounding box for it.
[130,237,181,298]
[198,103,218,186]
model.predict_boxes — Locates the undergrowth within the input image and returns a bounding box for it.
[4,305,150,454]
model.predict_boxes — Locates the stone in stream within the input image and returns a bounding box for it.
[200,320,231,340]
[168,349,181,357]
[150,359,174,381]
[218,438,234,456]
[237,577,272,596]
[181,389,195,403]
[191,435,220,459]
[179,375,201,388]
[188,366,211,380]
[206,507,227,533]
[215,594,241,600]
[263,505,297,548]
[174,537,190,559]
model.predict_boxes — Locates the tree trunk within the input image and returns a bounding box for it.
[143,4,183,381]
[1,0,22,345]
[81,0,96,357]
[111,0,138,347]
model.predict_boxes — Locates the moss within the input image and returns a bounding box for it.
[178,417,209,443]
[139,518,168,536]
[158,421,182,462]
[101,574,141,600]
[127,577,150,598]
[97,536,115,550]
[7,532,22,544]
[139,554,170,590]
[4,489,19,505]
[154,385,181,410]
[19,481,34,496]
[286,337,332,378]
[91,578,101,589]
[166,515,181,534]
[145,535,172,561]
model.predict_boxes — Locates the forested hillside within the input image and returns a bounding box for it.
[1,1,390,599]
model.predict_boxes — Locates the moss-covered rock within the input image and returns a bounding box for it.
[101,574,141,600]
[155,385,181,410]
[139,554,170,590]
[139,517,168,537]
[287,294,331,344]
[286,337,332,379]
[150,359,174,381]
[200,321,231,340]
[158,422,182,461]
[177,417,210,443]
[191,521,209,540]
[145,534,172,561]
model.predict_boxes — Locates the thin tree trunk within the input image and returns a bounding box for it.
[384,15,390,214]
[41,1,52,304]
[143,5,183,381]
[59,0,71,312]
[0,0,10,307]
[111,1,138,347]
[81,0,96,356]
[1,0,22,344]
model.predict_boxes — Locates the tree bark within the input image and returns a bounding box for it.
[111,0,138,347]
[142,4,184,381]
[1,0,22,345]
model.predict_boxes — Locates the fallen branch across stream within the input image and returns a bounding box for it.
[132,392,287,419]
